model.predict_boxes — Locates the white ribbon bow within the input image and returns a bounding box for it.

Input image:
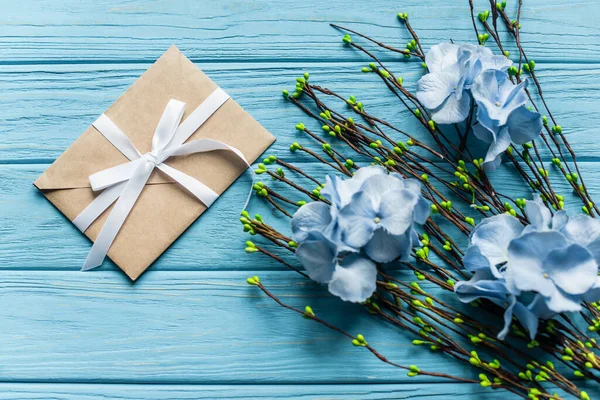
[73,88,250,271]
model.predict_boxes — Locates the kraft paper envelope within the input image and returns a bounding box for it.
[34,46,275,281]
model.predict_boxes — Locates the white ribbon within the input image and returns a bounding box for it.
[74,88,251,271]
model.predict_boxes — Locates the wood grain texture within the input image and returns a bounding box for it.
[0,269,596,397]
[0,270,478,384]
[2,0,600,397]
[1,0,599,63]
[0,383,532,399]
[1,62,599,162]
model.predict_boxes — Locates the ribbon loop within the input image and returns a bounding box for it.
[76,88,251,272]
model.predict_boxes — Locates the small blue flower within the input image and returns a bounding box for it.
[472,70,529,129]
[417,43,512,124]
[470,71,542,170]
[338,173,428,262]
[294,231,377,303]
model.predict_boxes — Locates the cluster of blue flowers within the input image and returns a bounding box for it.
[456,196,600,340]
[291,166,429,303]
[416,43,543,170]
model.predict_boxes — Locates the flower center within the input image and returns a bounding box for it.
[374,217,381,224]
[543,273,549,279]
[495,101,501,107]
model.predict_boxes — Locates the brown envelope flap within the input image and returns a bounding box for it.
[34,45,275,195]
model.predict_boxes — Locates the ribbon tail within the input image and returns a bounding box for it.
[81,162,154,272]
[157,164,219,207]
[73,181,127,232]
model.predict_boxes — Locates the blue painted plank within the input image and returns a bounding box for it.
[0,270,473,384]
[0,383,540,399]
[0,62,599,162]
[2,160,599,272]
[1,0,599,63]
[0,269,597,396]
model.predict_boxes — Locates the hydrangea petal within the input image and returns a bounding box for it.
[328,254,377,303]
[483,126,510,169]
[454,277,528,340]
[378,189,418,235]
[472,121,495,144]
[365,228,411,263]
[502,79,529,115]
[402,178,422,195]
[458,44,493,63]
[338,191,378,248]
[360,174,406,203]
[351,165,387,182]
[322,166,386,209]
[463,245,494,275]
[525,195,552,230]
[425,43,460,73]
[552,211,569,231]
[544,244,597,295]
[528,294,557,320]
[431,91,472,124]
[506,106,543,145]
[291,201,333,242]
[413,198,430,225]
[295,232,337,283]
[480,55,513,72]
[470,214,524,267]
[561,214,600,264]
[510,301,539,340]
[497,296,517,340]
[545,289,582,313]
[416,71,459,110]
[454,278,511,304]
[583,277,600,303]
[472,69,501,111]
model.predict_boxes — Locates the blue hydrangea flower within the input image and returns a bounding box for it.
[471,70,543,170]
[416,43,512,124]
[291,167,388,250]
[472,70,529,128]
[291,166,429,302]
[337,173,429,262]
[294,231,377,303]
[457,199,600,339]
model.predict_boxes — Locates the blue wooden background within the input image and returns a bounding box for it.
[1,0,600,398]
